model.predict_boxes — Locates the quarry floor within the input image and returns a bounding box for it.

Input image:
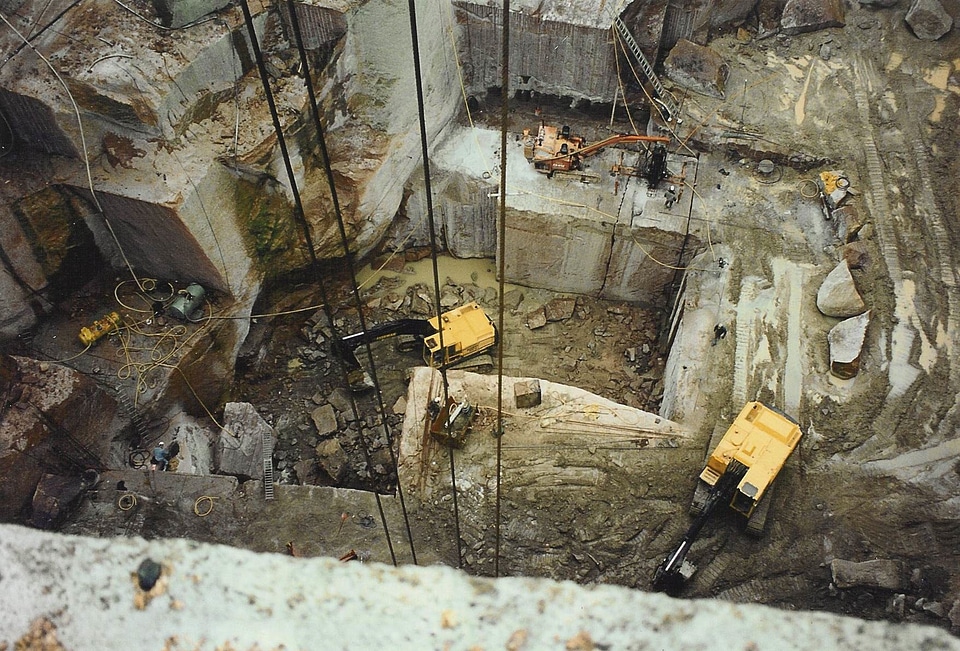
[40,5,960,639]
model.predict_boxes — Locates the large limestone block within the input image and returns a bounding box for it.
[828,311,870,379]
[664,40,730,99]
[817,261,866,317]
[831,558,904,590]
[905,0,953,40]
[781,0,845,35]
[216,402,274,479]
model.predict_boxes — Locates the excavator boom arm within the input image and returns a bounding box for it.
[536,134,670,165]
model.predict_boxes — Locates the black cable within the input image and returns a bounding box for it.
[406,0,461,569]
[286,0,418,566]
[494,0,510,579]
[238,0,398,565]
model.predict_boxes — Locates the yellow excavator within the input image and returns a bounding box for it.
[333,302,497,391]
[653,401,803,591]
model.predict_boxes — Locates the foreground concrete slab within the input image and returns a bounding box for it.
[1,524,957,650]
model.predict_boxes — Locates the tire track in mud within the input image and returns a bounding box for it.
[899,109,960,440]
[852,57,903,288]
[716,573,815,604]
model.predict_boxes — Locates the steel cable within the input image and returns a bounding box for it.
[286,0,419,566]
[238,0,398,565]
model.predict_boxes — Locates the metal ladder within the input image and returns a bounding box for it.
[613,17,680,121]
[262,432,275,500]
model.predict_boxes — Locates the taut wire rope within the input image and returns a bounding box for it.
[287,0,418,566]
[239,0,398,565]
[405,0,463,569]
[494,0,510,579]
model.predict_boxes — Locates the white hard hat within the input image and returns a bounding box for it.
[158,442,165,447]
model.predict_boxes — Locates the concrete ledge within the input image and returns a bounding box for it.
[1,525,957,650]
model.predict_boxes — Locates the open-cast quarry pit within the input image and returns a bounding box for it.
[1,0,960,647]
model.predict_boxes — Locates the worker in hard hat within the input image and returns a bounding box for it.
[151,442,168,471]
[664,185,677,209]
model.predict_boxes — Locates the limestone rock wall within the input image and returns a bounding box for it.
[453,1,623,102]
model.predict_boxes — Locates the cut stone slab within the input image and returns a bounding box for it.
[217,402,274,479]
[817,261,866,317]
[663,39,730,99]
[311,404,339,437]
[514,379,542,409]
[828,311,870,379]
[905,0,953,40]
[831,558,904,590]
[544,297,577,322]
[781,0,845,35]
[316,438,349,482]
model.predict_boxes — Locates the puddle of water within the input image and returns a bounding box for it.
[357,254,523,295]
[923,62,951,90]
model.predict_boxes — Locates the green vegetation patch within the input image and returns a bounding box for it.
[234,176,305,277]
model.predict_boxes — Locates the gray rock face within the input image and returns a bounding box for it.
[817,261,866,317]
[311,404,339,437]
[664,40,730,99]
[781,0,845,35]
[831,558,904,590]
[828,311,870,379]
[905,0,953,39]
[217,402,274,479]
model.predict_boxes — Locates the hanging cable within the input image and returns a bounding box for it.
[494,0,510,580]
[238,0,400,565]
[405,0,462,570]
[286,0,419,566]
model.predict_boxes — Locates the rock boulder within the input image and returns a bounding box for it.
[828,311,870,379]
[316,438,349,482]
[817,261,866,317]
[544,297,577,322]
[781,0,845,35]
[905,0,953,40]
[831,558,904,590]
[311,404,339,437]
[664,40,730,99]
